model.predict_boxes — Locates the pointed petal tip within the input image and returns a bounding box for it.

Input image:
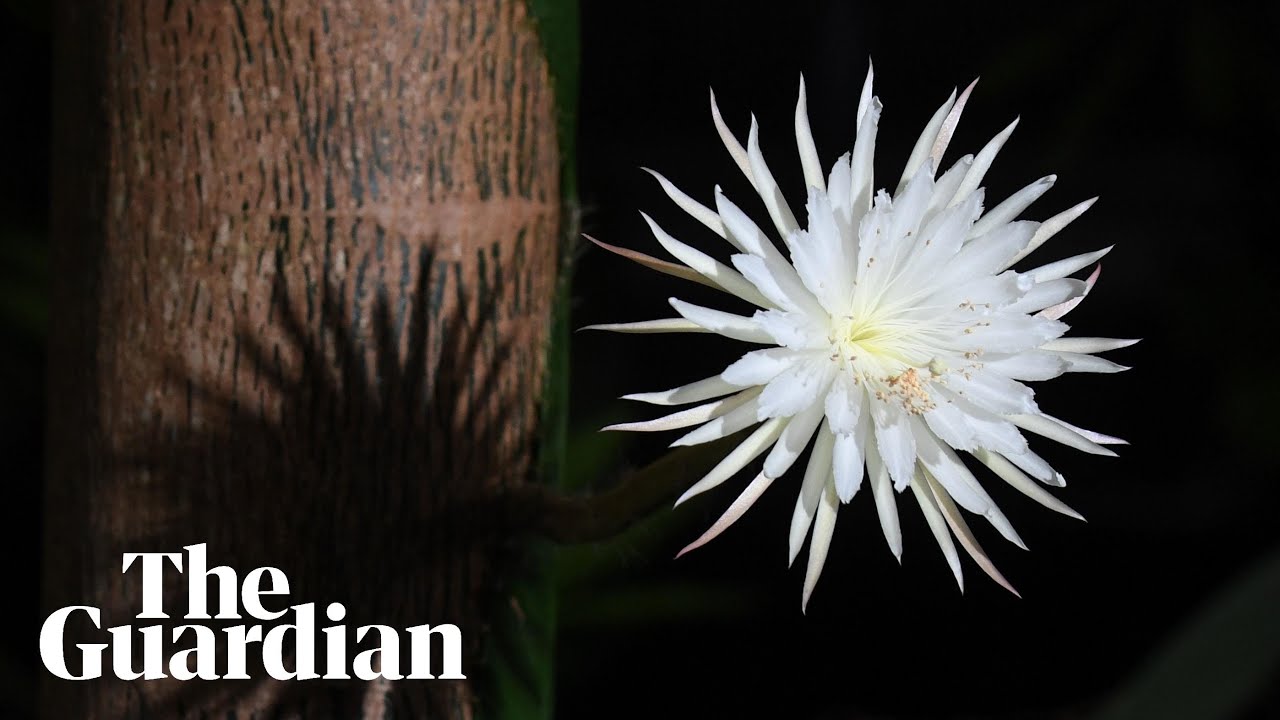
[673,483,703,507]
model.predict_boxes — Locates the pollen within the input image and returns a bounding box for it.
[883,367,936,415]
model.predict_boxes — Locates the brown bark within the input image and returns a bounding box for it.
[44,1,559,717]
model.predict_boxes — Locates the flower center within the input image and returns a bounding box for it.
[830,314,940,415]
[832,313,905,366]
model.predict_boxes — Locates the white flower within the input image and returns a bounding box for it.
[589,64,1136,611]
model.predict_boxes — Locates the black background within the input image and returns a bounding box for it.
[562,2,1279,719]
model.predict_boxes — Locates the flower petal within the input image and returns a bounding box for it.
[1008,413,1119,456]
[795,75,825,192]
[866,439,903,561]
[1004,278,1087,315]
[751,309,829,349]
[678,472,775,558]
[850,98,883,219]
[949,117,1019,209]
[1028,246,1113,283]
[585,233,718,289]
[1040,336,1140,354]
[973,448,1084,521]
[1046,415,1128,446]
[830,372,873,502]
[1006,196,1097,268]
[912,419,1027,550]
[580,318,710,334]
[763,397,826,479]
[641,212,775,308]
[747,115,800,241]
[669,298,774,343]
[732,253,825,316]
[871,400,916,491]
[801,481,840,613]
[623,374,740,406]
[603,388,761,433]
[929,77,978,170]
[1051,351,1132,374]
[969,175,1055,240]
[676,417,787,505]
[923,469,1021,597]
[938,220,1037,285]
[758,356,836,419]
[855,61,875,131]
[722,347,804,387]
[948,313,1069,354]
[981,351,1070,381]
[672,395,765,447]
[909,471,964,592]
[945,368,1039,416]
[897,86,958,193]
[824,371,865,434]
[789,421,836,565]
[709,88,754,189]
[789,188,855,314]
[1002,448,1064,486]
[714,188,791,265]
[641,167,725,238]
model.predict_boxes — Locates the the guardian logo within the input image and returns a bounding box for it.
[39,544,465,681]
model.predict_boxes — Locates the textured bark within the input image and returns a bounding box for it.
[43,1,559,717]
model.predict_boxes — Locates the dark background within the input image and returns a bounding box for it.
[4,1,1278,718]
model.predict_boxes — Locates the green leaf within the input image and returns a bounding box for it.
[1092,545,1280,720]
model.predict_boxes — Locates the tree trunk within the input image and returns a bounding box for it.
[43,0,560,717]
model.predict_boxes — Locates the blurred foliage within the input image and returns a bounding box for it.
[0,229,48,340]
[483,2,581,720]
[1093,545,1280,720]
